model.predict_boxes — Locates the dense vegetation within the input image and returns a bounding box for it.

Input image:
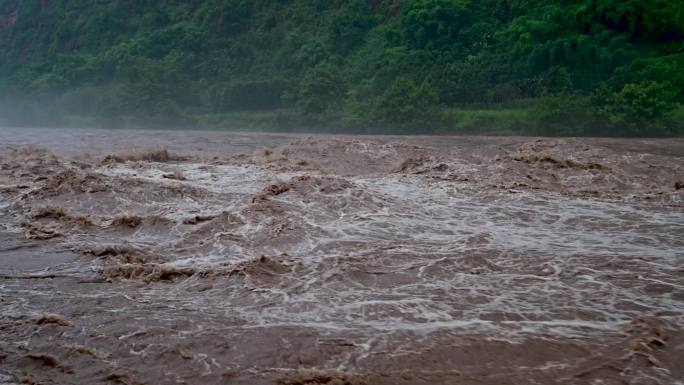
[0,0,682,135]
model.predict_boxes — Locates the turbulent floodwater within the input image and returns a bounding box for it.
[0,127,683,385]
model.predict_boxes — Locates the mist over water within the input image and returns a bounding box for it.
[0,128,683,385]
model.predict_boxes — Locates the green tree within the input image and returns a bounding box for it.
[600,81,679,130]
[371,77,439,128]
[403,0,470,51]
[297,62,347,117]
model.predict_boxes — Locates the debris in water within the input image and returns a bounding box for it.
[20,221,62,240]
[102,263,198,282]
[278,371,359,385]
[512,154,609,171]
[230,255,289,276]
[253,179,295,202]
[105,372,137,384]
[34,314,72,327]
[70,345,107,359]
[265,180,293,196]
[162,169,186,181]
[103,148,188,163]
[182,215,217,225]
[111,215,143,228]
[621,316,667,352]
[26,354,59,368]
[33,206,93,226]
[33,206,68,219]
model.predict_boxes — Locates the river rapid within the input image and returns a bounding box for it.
[0,128,683,385]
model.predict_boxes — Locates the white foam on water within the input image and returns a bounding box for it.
[69,162,683,341]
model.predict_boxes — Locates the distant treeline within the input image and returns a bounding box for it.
[0,0,682,135]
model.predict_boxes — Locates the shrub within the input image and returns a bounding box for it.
[370,77,440,130]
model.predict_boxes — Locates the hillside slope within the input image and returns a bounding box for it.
[0,0,682,135]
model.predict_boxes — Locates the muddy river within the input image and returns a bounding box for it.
[0,127,683,385]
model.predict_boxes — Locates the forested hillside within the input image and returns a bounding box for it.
[0,0,682,135]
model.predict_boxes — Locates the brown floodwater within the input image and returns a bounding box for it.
[0,127,683,385]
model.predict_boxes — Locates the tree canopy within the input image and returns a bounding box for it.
[0,0,682,135]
